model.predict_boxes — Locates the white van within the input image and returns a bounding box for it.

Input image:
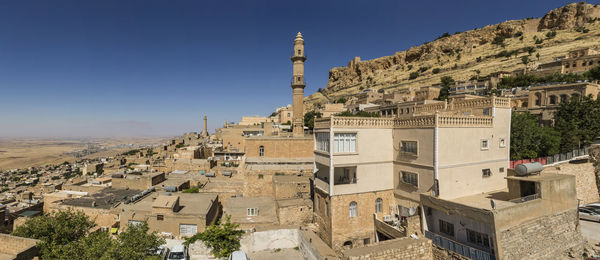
[229,250,248,260]
[167,244,187,260]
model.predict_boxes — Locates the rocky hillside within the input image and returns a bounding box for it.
[305,2,600,108]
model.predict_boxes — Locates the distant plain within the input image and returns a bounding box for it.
[0,137,167,170]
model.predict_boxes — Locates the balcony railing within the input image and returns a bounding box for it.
[425,231,495,260]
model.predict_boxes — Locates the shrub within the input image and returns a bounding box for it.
[545,31,556,38]
[491,35,505,46]
[535,38,544,44]
[409,72,419,80]
[436,32,451,40]
[432,68,440,74]
[476,56,483,62]
[183,187,200,193]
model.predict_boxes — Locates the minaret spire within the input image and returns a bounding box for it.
[291,32,306,137]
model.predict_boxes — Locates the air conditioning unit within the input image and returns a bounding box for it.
[383,215,393,222]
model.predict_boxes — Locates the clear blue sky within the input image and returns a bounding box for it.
[0,0,585,137]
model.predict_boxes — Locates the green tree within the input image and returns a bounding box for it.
[13,211,164,260]
[116,222,165,260]
[303,111,322,130]
[554,96,600,152]
[587,65,600,80]
[12,210,95,257]
[185,215,244,258]
[334,97,347,104]
[56,231,117,260]
[436,76,454,101]
[510,113,560,160]
[521,55,530,66]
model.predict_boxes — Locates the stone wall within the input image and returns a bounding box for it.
[0,233,40,260]
[542,160,600,204]
[342,237,432,260]
[277,199,313,226]
[330,190,395,251]
[498,209,586,259]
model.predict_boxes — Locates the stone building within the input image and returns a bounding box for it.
[312,96,512,251]
[421,172,586,259]
[118,193,220,238]
[561,47,600,74]
[111,172,166,190]
[514,81,600,125]
[0,234,40,260]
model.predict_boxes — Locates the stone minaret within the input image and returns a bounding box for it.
[291,32,306,137]
[203,115,208,137]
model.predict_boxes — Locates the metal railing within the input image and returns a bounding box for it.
[425,231,495,260]
[510,147,590,169]
[508,193,540,203]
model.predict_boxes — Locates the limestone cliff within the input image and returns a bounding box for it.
[305,2,600,108]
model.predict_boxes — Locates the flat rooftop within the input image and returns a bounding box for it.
[119,193,218,216]
[61,188,141,209]
[451,189,517,210]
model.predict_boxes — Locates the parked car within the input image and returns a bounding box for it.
[229,250,248,260]
[167,244,187,260]
[579,207,600,222]
[147,245,169,259]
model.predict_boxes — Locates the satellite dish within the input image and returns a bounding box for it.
[408,207,416,216]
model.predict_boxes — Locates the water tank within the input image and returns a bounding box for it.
[164,186,177,192]
[205,172,216,177]
[222,171,232,177]
[514,162,543,176]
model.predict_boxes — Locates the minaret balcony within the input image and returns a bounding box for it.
[290,55,307,62]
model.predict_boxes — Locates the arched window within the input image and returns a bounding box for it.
[297,50,301,55]
[349,201,357,218]
[549,95,557,105]
[560,94,568,103]
[259,146,264,157]
[375,198,383,213]
[535,93,542,106]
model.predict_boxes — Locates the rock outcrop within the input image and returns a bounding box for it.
[539,2,600,30]
[310,2,600,105]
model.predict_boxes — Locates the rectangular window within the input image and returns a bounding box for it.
[401,141,418,155]
[157,215,164,221]
[247,208,259,216]
[179,224,198,236]
[334,133,356,153]
[401,171,418,187]
[499,167,505,173]
[316,133,330,153]
[439,219,454,237]
[316,196,320,211]
[482,169,492,177]
[325,201,329,216]
[481,139,489,150]
[466,229,490,248]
